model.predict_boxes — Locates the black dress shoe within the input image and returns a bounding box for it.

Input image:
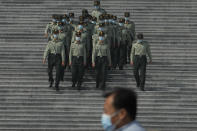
[49,81,54,88]
[60,77,64,82]
[119,67,123,70]
[72,83,76,87]
[140,87,145,91]
[55,86,60,92]
[77,83,81,90]
[96,83,99,89]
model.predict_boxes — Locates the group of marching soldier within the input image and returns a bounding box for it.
[43,0,152,92]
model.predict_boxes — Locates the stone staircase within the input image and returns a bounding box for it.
[0,0,197,130]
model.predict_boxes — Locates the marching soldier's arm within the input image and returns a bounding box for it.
[92,47,96,65]
[131,23,136,40]
[71,32,76,43]
[61,44,65,63]
[44,24,49,35]
[69,44,73,64]
[107,45,112,66]
[92,35,97,48]
[83,44,87,65]
[147,43,152,62]
[130,44,135,62]
[43,44,50,60]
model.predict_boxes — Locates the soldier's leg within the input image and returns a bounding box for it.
[133,56,140,87]
[119,44,125,70]
[127,45,132,63]
[55,55,62,91]
[60,65,65,81]
[71,57,78,87]
[100,57,107,90]
[48,54,55,87]
[111,47,115,69]
[124,42,128,64]
[113,47,119,69]
[77,57,85,89]
[139,56,147,91]
[95,57,101,88]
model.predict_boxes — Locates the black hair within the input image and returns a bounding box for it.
[137,33,144,39]
[103,88,137,120]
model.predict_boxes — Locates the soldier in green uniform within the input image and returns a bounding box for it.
[58,22,68,81]
[118,18,131,70]
[68,13,77,53]
[105,14,115,69]
[124,12,136,63]
[69,31,87,90]
[130,33,152,91]
[91,0,107,22]
[44,14,57,42]
[62,14,72,70]
[43,30,65,92]
[72,21,88,51]
[92,31,111,90]
[111,15,121,69]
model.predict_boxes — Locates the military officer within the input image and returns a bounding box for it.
[69,31,87,90]
[44,14,57,41]
[92,31,111,90]
[124,12,136,63]
[130,33,152,91]
[58,22,68,81]
[62,14,73,70]
[118,18,131,70]
[111,15,121,69]
[43,30,65,92]
[91,0,107,22]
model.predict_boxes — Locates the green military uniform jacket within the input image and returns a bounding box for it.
[112,24,121,46]
[43,40,65,62]
[69,40,87,64]
[92,36,111,65]
[130,40,152,62]
[119,26,132,45]
[124,21,136,40]
[45,22,57,39]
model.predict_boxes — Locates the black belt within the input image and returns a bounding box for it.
[96,56,107,58]
[72,56,83,58]
[49,53,61,56]
[135,55,146,57]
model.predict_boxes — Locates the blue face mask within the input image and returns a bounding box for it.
[112,20,116,24]
[125,17,129,21]
[62,19,66,23]
[98,27,103,31]
[78,25,83,30]
[52,19,56,22]
[101,114,115,131]
[53,34,58,39]
[99,36,104,41]
[101,112,121,131]
[76,37,81,41]
[109,19,112,23]
[105,19,108,23]
[138,40,143,43]
[119,23,123,26]
[58,26,63,31]
[94,6,99,9]
[69,18,73,22]
[91,21,96,24]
